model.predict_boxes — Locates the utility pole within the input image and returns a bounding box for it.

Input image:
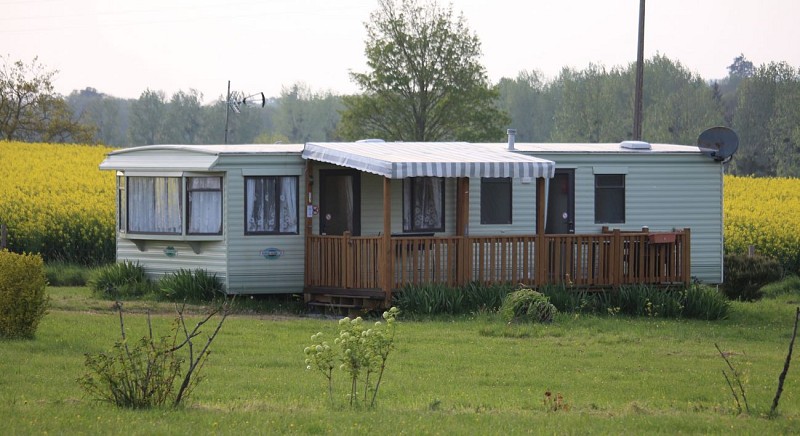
[633,0,645,140]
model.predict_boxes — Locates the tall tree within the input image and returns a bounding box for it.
[0,56,95,143]
[128,89,166,145]
[276,83,342,142]
[496,70,556,142]
[162,89,203,144]
[338,0,508,142]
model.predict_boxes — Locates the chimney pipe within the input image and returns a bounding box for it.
[507,128,516,150]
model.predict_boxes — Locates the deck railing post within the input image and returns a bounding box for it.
[683,228,691,286]
[535,233,545,285]
[612,229,623,284]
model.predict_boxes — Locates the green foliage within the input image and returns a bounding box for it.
[723,254,784,301]
[339,0,509,141]
[78,324,183,408]
[499,288,557,323]
[537,283,729,320]
[683,285,732,320]
[393,282,513,316]
[304,307,400,408]
[0,250,49,339]
[0,56,95,143]
[760,275,800,299]
[79,301,231,409]
[88,261,155,299]
[44,261,93,287]
[157,268,224,302]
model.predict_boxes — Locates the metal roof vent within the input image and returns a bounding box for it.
[507,129,516,150]
[356,138,385,143]
[620,140,651,150]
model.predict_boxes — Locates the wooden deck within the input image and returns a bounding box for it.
[305,228,691,308]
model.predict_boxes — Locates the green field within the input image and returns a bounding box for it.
[2,287,800,434]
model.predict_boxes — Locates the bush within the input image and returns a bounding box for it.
[683,284,730,320]
[723,254,784,301]
[0,250,50,339]
[157,269,225,302]
[500,288,557,323]
[617,285,684,318]
[88,261,155,299]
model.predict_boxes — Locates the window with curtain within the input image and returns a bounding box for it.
[403,177,444,232]
[594,174,625,223]
[127,176,182,234]
[117,176,126,232]
[187,177,223,234]
[245,176,298,235]
[481,178,512,224]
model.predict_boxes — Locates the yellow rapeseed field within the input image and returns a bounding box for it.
[1,142,799,273]
[0,141,116,264]
[724,175,800,273]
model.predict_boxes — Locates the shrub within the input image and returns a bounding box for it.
[304,307,400,408]
[500,288,557,323]
[723,254,784,301]
[79,301,231,408]
[88,261,154,299]
[0,250,50,339]
[157,269,225,302]
[683,284,730,320]
[617,285,684,318]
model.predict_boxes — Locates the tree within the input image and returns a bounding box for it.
[0,56,95,143]
[162,89,203,144]
[496,70,556,142]
[128,89,166,145]
[276,83,342,142]
[338,0,508,142]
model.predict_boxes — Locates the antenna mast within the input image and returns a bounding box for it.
[633,0,645,140]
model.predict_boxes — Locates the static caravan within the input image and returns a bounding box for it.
[100,138,727,308]
[99,144,307,294]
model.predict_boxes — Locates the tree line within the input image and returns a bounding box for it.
[2,2,799,178]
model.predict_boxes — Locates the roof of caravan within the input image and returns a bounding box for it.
[98,144,304,171]
[303,141,555,179]
[509,142,703,153]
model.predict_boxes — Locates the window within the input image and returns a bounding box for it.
[187,177,222,235]
[117,176,126,232]
[123,175,223,236]
[403,177,445,232]
[245,176,299,235]
[127,177,182,234]
[595,174,625,223]
[481,178,512,224]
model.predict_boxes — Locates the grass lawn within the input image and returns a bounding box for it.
[2,287,800,434]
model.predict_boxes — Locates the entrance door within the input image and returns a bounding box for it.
[546,169,574,234]
[319,170,360,236]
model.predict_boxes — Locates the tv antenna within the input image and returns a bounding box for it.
[224,80,266,144]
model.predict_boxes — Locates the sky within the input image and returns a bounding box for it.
[2,0,798,103]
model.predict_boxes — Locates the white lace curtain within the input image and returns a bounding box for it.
[403,177,443,232]
[246,176,298,233]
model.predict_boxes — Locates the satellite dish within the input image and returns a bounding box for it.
[242,92,266,108]
[697,127,739,162]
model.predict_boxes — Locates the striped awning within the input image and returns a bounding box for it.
[303,142,555,179]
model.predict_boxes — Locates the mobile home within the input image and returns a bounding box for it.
[99,138,725,307]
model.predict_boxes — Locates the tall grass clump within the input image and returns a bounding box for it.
[393,282,514,316]
[88,261,154,299]
[0,250,49,339]
[44,261,94,286]
[157,269,225,302]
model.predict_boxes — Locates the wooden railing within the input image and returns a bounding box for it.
[305,229,690,290]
